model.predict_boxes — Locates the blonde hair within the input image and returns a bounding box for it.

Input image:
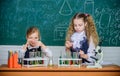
[26,26,40,40]
[66,13,99,47]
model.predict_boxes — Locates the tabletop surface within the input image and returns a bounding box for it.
[0,64,120,72]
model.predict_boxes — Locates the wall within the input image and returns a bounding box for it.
[0,0,120,46]
[0,45,120,66]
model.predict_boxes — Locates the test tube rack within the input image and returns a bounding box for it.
[22,57,48,68]
[58,58,82,67]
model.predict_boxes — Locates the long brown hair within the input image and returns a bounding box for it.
[66,13,99,47]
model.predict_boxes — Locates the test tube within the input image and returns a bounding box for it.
[64,52,68,65]
[37,51,42,64]
[29,51,34,65]
[76,50,79,65]
[66,50,71,64]
[34,51,37,57]
[34,51,38,64]
[37,51,41,57]
[18,50,21,64]
[29,51,34,58]
[72,52,79,65]
[66,50,71,58]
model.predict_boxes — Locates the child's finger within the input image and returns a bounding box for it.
[26,40,29,45]
[80,50,84,54]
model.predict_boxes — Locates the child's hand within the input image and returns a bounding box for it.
[35,41,42,46]
[36,41,47,50]
[65,41,73,49]
[22,41,29,51]
[79,50,88,59]
[79,50,84,55]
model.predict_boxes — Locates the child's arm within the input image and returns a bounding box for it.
[86,36,96,63]
[20,41,29,58]
[22,41,29,51]
[37,41,52,58]
[65,41,73,50]
[79,50,88,59]
[22,41,29,52]
[79,36,96,63]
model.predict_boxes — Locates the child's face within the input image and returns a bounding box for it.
[27,32,39,47]
[73,18,86,33]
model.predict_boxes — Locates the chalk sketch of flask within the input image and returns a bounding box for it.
[84,0,94,16]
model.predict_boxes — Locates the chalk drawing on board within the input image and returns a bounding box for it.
[109,33,119,46]
[99,11,111,31]
[115,9,120,21]
[109,27,120,46]
[59,0,72,16]
[54,27,67,41]
[55,0,61,5]
[94,8,101,28]
[84,0,94,16]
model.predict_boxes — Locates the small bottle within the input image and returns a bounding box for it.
[13,51,18,68]
[59,50,62,65]
[8,50,13,68]
[48,57,53,66]
[59,56,62,65]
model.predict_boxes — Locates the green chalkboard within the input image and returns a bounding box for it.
[0,0,120,46]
